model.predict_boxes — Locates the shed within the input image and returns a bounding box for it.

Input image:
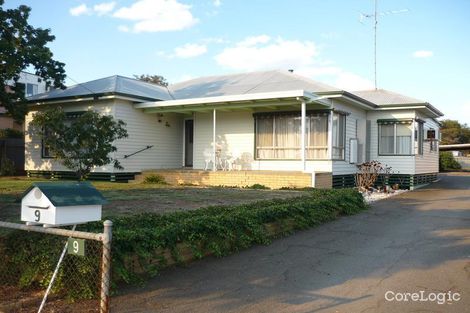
[21,182,107,227]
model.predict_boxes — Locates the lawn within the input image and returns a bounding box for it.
[0,177,307,221]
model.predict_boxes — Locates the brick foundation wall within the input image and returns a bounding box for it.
[141,170,332,189]
[315,172,333,189]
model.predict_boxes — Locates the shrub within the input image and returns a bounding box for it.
[0,188,366,298]
[0,128,23,139]
[244,183,270,190]
[279,186,316,191]
[355,161,384,191]
[439,152,461,171]
[143,174,167,184]
[0,157,15,176]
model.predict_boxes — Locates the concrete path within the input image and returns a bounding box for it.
[112,173,470,313]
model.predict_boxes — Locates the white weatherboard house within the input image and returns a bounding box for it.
[25,70,443,189]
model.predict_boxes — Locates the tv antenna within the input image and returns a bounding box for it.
[359,0,409,89]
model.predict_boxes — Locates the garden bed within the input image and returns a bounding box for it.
[0,188,367,301]
[0,177,306,221]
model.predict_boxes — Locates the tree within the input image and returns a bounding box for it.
[440,119,470,145]
[439,152,461,171]
[30,108,128,180]
[0,1,66,122]
[134,74,169,87]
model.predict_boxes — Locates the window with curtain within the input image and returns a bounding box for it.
[332,113,346,159]
[307,113,328,159]
[255,112,329,159]
[378,121,412,155]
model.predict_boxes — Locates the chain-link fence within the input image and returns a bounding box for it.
[0,221,112,313]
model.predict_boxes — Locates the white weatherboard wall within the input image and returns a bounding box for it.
[113,101,183,172]
[25,100,116,172]
[415,115,440,174]
[25,99,183,173]
[366,110,416,174]
[332,99,367,175]
[193,109,332,173]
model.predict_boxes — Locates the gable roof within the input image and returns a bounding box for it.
[28,75,172,102]
[350,89,426,105]
[169,70,340,99]
[23,182,107,207]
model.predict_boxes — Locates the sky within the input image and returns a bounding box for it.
[5,0,470,124]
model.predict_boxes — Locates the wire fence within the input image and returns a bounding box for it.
[0,221,112,313]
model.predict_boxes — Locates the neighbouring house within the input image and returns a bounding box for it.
[1,72,47,175]
[25,70,443,189]
[1,71,48,131]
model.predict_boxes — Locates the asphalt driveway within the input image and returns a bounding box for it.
[112,172,470,313]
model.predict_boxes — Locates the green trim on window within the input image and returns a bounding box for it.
[377,118,413,125]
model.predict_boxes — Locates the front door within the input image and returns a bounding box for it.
[184,119,194,167]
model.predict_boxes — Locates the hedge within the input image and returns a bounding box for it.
[0,188,367,299]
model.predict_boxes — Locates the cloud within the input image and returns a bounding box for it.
[334,72,374,90]
[215,36,318,71]
[215,35,374,91]
[117,25,130,32]
[413,50,433,58]
[238,35,271,47]
[213,0,222,7]
[174,43,208,58]
[113,0,198,33]
[70,2,116,16]
[94,2,116,16]
[202,37,230,44]
[69,4,90,16]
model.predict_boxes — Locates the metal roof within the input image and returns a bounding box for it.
[350,89,426,105]
[169,70,340,99]
[26,71,442,116]
[28,75,172,102]
[350,89,443,117]
[22,182,107,207]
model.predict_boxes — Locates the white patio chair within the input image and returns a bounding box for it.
[203,148,213,171]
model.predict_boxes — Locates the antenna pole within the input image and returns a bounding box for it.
[374,0,378,90]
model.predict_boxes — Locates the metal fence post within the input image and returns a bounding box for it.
[100,220,113,313]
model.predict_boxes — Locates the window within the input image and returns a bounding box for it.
[307,113,329,159]
[255,112,329,159]
[397,123,412,154]
[41,126,53,158]
[41,111,85,159]
[26,83,38,97]
[332,113,346,159]
[378,121,412,155]
[14,82,25,95]
[428,129,438,151]
[416,122,424,155]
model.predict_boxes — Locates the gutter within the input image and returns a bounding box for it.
[316,90,378,109]
[27,92,163,106]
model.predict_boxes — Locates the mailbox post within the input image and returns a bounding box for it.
[16,182,110,312]
[21,182,107,227]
